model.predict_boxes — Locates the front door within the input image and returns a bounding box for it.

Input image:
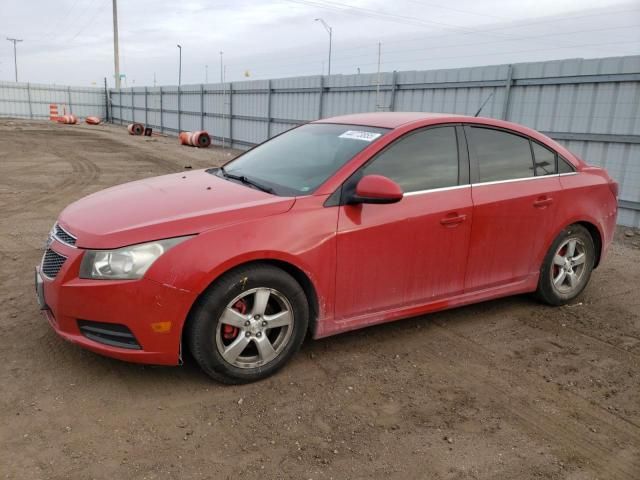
[333,125,473,324]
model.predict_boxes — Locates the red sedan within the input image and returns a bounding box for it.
[36,113,619,383]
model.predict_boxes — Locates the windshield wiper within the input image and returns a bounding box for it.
[219,167,274,194]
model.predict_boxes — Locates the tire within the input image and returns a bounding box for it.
[536,224,596,306]
[187,264,309,384]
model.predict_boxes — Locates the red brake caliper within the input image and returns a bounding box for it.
[222,299,246,340]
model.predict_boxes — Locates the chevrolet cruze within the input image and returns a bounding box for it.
[36,113,619,383]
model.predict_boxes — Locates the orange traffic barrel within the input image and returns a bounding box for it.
[49,104,59,121]
[85,116,101,125]
[57,114,78,125]
[128,123,144,135]
[179,130,211,148]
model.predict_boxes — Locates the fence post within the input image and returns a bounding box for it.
[177,86,181,133]
[144,87,148,126]
[317,75,324,119]
[200,83,204,131]
[159,86,163,133]
[501,64,514,120]
[26,83,33,119]
[103,77,109,122]
[266,79,272,141]
[228,82,233,148]
[131,88,134,123]
[67,86,73,114]
[389,71,397,112]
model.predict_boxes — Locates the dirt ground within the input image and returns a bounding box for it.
[0,118,639,480]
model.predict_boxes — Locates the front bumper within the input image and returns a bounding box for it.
[38,240,197,366]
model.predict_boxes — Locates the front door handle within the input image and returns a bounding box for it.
[533,196,554,208]
[440,213,467,227]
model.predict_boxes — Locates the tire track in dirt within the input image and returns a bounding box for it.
[419,322,640,479]
[2,150,101,218]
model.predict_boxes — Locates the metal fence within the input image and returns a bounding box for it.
[0,80,106,120]
[109,55,640,227]
[0,56,637,227]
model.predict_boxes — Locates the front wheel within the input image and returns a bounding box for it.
[187,264,309,384]
[536,224,595,306]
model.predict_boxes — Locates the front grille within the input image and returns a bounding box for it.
[54,223,77,246]
[41,249,67,279]
[77,320,141,350]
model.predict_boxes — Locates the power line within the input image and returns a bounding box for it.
[224,24,640,73]
[240,39,640,80]
[67,0,109,43]
[282,1,639,54]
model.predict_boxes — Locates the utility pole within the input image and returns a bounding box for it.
[6,38,23,82]
[112,0,120,89]
[376,42,382,111]
[314,18,332,76]
[177,44,182,86]
[219,51,224,83]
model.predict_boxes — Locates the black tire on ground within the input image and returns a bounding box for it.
[536,224,596,306]
[187,264,309,384]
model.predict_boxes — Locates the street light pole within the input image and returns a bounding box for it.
[6,38,23,82]
[112,0,120,89]
[219,51,224,83]
[177,44,182,86]
[314,18,332,76]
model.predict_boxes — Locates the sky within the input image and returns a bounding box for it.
[1,0,639,87]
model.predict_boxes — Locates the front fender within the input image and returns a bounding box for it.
[145,195,339,329]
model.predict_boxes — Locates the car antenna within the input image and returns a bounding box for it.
[474,92,495,117]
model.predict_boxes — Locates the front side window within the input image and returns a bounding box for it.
[469,127,534,182]
[360,126,459,192]
[217,123,389,196]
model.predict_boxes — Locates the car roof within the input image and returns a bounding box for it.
[312,111,583,168]
[313,112,467,129]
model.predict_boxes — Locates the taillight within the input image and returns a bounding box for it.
[608,180,619,198]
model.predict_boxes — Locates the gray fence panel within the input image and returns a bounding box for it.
[0,81,105,120]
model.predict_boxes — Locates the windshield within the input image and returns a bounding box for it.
[215,123,389,196]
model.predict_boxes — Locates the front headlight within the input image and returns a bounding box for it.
[79,236,192,280]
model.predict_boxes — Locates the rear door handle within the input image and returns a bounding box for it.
[440,213,467,226]
[533,196,554,208]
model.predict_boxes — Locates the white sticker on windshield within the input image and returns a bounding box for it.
[338,130,382,142]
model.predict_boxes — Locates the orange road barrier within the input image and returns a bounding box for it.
[85,116,101,125]
[127,123,144,135]
[57,114,78,125]
[179,130,211,148]
[49,104,59,122]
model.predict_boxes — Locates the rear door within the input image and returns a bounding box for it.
[463,126,562,291]
[334,125,473,322]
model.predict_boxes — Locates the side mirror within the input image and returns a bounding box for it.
[350,174,403,204]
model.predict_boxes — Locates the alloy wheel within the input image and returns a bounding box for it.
[551,237,588,294]
[215,287,294,369]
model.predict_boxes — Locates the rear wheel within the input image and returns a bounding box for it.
[536,224,595,306]
[187,264,308,384]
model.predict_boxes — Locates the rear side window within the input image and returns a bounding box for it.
[469,127,534,182]
[531,141,557,176]
[361,126,459,192]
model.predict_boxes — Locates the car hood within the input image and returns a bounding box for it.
[58,169,295,249]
